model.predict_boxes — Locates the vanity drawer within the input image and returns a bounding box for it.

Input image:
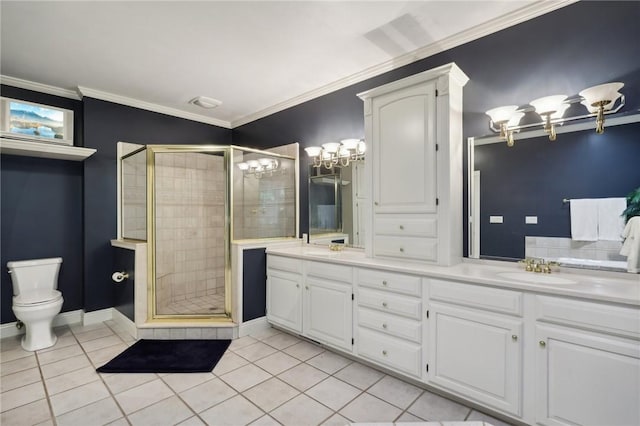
[358,307,421,343]
[267,255,302,274]
[375,215,437,237]
[373,235,438,262]
[357,327,422,378]
[430,279,523,316]
[536,295,640,339]
[358,288,422,320]
[357,268,422,297]
[306,261,352,284]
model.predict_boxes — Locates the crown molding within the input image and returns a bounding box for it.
[77,87,231,129]
[231,0,577,128]
[0,75,81,100]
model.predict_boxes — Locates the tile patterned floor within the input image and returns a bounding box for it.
[160,294,226,315]
[0,321,515,426]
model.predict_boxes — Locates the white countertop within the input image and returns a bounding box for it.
[266,244,640,307]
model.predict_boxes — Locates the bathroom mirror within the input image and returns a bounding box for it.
[308,160,366,248]
[468,116,640,272]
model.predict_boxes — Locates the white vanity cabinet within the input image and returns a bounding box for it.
[303,261,353,352]
[355,268,424,379]
[266,255,303,333]
[358,63,469,266]
[427,279,524,417]
[534,296,640,426]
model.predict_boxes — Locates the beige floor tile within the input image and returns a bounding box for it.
[0,335,24,353]
[0,345,33,363]
[407,391,472,422]
[1,367,41,393]
[49,380,110,416]
[40,354,91,379]
[114,378,174,415]
[103,372,159,394]
[45,365,101,395]
[282,341,325,361]
[37,333,78,353]
[87,343,129,367]
[248,414,281,426]
[253,351,300,375]
[306,351,352,374]
[243,377,300,412]
[333,362,384,390]
[249,327,281,341]
[55,396,122,426]
[0,381,46,412]
[321,412,351,426]
[162,372,216,393]
[467,409,516,426]
[199,395,263,426]
[367,374,423,409]
[37,343,83,365]
[128,395,194,426]
[306,376,361,411]
[81,334,124,352]
[34,420,54,426]
[212,351,249,376]
[219,363,272,392]
[396,411,427,422]
[270,393,333,426]
[105,417,130,426]
[233,341,278,362]
[277,362,328,391]
[176,416,207,426]
[1,354,37,376]
[74,326,115,343]
[0,398,51,426]
[339,392,402,423]
[70,322,110,335]
[228,336,258,350]
[261,332,301,350]
[179,377,237,413]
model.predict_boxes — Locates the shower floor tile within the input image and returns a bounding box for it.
[159,294,225,315]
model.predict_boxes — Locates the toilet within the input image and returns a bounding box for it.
[7,257,64,351]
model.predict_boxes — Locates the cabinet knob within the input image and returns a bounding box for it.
[382,323,387,329]
[382,302,388,308]
[374,201,379,206]
[512,335,518,341]
[296,284,300,288]
[305,286,309,290]
[539,340,546,348]
[399,225,404,230]
[382,350,387,356]
[399,247,404,253]
[382,280,388,286]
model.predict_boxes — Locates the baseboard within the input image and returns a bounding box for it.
[238,316,270,337]
[111,308,137,339]
[0,309,84,339]
[83,308,113,325]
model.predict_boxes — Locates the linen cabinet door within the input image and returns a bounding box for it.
[535,325,640,426]
[266,269,302,333]
[428,302,523,416]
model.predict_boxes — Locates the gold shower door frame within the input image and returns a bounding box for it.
[146,145,232,323]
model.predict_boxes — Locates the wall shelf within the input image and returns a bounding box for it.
[0,138,96,161]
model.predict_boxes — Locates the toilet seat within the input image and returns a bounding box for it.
[13,289,62,307]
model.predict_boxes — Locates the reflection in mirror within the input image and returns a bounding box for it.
[308,160,366,248]
[468,115,640,273]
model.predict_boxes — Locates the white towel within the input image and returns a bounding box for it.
[620,216,640,273]
[597,197,627,241]
[570,199,598,241]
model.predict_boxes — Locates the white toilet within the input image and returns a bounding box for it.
[7,257,64,351]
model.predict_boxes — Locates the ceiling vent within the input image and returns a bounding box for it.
[189,96,222,109]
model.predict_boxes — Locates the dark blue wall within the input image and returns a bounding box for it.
[82,98,231,312]
[113,247,135,321]
[232,1,640,254]
[1,85,84,323]
[476,123,640,259]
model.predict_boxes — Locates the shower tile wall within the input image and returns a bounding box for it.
[121,150,147,240]
[525,236,625,261]
[154,152,226,315]
[233,157,296,240]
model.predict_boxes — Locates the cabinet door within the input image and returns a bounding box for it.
[371,81,436,214]
[266,269,302,333]
[536,325,640,426]
[303,276,353,351]
[429,303,523,416]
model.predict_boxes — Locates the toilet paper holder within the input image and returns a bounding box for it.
[111,271,129,283]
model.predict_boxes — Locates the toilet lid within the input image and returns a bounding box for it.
[14,289,62,306]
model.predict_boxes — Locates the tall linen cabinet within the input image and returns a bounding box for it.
[358,63,468,265]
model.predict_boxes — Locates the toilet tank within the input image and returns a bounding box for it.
[7,257,63,296]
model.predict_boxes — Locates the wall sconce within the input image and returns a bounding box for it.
[486,82,625,146]
[305,138,366,169]
[237,158,279,178]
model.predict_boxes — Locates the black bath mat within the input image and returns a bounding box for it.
[96,339,231,373]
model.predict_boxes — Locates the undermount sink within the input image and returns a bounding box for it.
[497,271,577,285]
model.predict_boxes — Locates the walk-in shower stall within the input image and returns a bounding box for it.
[120,145,296,323]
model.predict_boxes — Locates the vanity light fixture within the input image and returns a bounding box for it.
[485,82,625,146]
[236,158,279,178]
[304,138,366,169]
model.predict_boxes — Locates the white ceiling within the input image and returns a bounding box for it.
[0,1,568,128]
